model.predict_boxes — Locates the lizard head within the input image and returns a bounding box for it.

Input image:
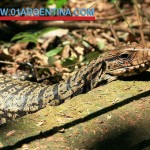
[104,43,150,77]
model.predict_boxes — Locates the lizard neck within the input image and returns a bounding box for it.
[43,57,106,106]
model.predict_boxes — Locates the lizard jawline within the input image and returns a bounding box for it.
[109,62,150,77]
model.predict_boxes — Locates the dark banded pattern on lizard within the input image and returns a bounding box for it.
[0,42,150,124]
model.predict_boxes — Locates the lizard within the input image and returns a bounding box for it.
[0,42,150,124]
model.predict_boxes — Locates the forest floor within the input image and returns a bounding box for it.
[0,0,150,149]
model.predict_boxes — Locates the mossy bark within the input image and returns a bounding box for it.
[0,71,150,150]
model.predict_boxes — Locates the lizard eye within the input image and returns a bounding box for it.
[119,53,129,59]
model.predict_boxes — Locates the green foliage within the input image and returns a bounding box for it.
[46,47,63,57]
[48,56,56,66]
[62,58,76,67]
[11,32,38,44]
[110,0,117,3]
[97,41,105,50]
[35,27,58,37]
[84,51,100,62]
[46,47,63,66]
[46,0,67,8]
[82,40,91,48]
[11,27,58,44]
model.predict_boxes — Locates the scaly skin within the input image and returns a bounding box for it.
[0,42,150,124]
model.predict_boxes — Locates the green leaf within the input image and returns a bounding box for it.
[84,51,100,62]
[111,0,117,3]
[82,40,90,48]
[46,47,63,57]
[11,32,37,42]
[62,58,75,67]
[46,0,67,8]
[16,37,37,44]
[97,41,105,50]
[46,0,55,6]
[56,0,67,8]
[11,28,59,44]
[35,27,59,38]
[62,41,70,46]
[48,56,56,65]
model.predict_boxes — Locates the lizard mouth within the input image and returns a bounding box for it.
[110,61,150,77]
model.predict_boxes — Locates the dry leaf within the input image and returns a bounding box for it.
[40,29,69,39]
[6,130,16,137]
[36,121,45,127]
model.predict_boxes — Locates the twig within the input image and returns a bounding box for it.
[101,33,116,42]
[113,1,136,36]
[2,21,150,36]
[88,1,133,21]
[133,0,145,46]
[96,11,133,21]
[0,60,16,65]
[109,23,120,46]
[39,22,150,36]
